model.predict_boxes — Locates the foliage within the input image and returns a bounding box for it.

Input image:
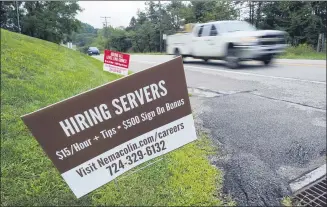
[0,1,82,44]
[71,22,97,46]
[285,44,316,55]
[0,1,24,32]
[184,1,239,23]
[241,1,326,47]
[104,27,132,52]
[281,196,293,207]
[280,196,302,207]
[279,44,326,60]
[90,29,107,52]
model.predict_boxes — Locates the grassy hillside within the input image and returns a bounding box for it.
[1,29,230,206]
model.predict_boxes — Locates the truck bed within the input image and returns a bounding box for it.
[166,33,192,55]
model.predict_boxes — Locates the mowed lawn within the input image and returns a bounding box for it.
[1,29,231,206]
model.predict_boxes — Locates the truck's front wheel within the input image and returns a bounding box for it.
[225,47,240,69]
[261,55,273,66]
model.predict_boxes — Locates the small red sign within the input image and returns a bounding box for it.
[104,50,130,69]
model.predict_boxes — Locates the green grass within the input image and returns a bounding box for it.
[281,196,302,207]
[278,44,326,60]
[91,134,233,206]
[1,29,228,206]
[281,196,293,206]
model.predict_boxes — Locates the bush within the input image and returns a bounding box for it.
[278,43,326,59]
[285,44,315,55]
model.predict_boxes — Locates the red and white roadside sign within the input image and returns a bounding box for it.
[103,50,130,76]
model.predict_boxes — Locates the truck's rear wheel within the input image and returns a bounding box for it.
[225,47,240,69]
[174,48,181,57]
[174,48,185,61]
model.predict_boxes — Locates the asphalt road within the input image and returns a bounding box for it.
[94,54,326,206]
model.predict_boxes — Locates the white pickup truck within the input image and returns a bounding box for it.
[166,20,288,68]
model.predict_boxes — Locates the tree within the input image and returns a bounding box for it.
[202,1,239,22]
[182,1,239,23]
[1,1,82,44]
[136,10,147,25]
[1,1,24,32]
[146,1,159,25]
[165,1,185,32]
[126,16,137,31]
[180,3,196,24]
[105,28,131,52]
[71,23,97,47]
[259,1,326,47]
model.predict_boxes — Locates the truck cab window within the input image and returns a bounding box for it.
[202,25,211,37]
[210,25,218,36]
[197,26,204,37]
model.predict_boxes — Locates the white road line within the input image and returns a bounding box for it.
[131,60,326,85]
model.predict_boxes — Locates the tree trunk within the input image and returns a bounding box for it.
[249,1,252,24]
[317,33,322,52]
[256,2,262,28]
[147,34,151,52]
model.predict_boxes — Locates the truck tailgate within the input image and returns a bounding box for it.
[166,33,192,55]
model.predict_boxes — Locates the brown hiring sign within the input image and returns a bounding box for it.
[21,57,197,198]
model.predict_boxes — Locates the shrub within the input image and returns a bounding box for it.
[286,44,315,55]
